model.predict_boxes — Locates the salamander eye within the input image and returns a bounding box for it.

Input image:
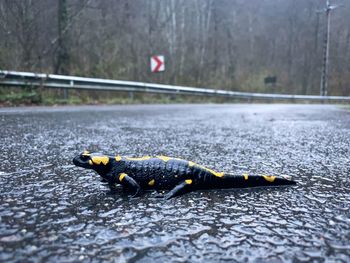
[81,155,90,161]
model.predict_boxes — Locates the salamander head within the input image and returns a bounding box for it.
[73,151,111,176]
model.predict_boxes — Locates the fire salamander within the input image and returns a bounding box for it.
[73,151,296,199]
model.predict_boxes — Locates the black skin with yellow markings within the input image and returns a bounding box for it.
[73,151,296,199]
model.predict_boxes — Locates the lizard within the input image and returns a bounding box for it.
[72,151,296,199]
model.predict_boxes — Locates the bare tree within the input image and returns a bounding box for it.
[0,0,349,95]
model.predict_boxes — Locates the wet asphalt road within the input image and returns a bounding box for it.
[0,104,349,262]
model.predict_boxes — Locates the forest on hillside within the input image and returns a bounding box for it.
[0,0,349,96]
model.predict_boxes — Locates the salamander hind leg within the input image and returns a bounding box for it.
[163,179,194,199]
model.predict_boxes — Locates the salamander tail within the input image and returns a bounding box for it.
[213,173,296,189]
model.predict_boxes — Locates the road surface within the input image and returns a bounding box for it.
[0,104,349,262]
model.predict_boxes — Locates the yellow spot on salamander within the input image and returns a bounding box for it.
[156,156,172,162]
[148,179,155,186]
[119,173,127,182]
[188,161,195,167]
[243,173,249,180]
[82,151,90,156]
[88,160,93,165]
[262,175,276,182]
[91,156,109,165]
[188,161,224,178]
[125,156,151,161]
[115,155,122,161]
[185,179,192,184]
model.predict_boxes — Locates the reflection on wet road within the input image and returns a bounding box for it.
[0,104,349,262]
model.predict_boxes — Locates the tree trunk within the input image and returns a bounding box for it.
[55,0,69,99]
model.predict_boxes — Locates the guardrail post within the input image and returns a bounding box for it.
[63,80,73,101]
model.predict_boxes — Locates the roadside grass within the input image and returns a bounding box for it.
[1,87,349,106]
[0,86,232,106]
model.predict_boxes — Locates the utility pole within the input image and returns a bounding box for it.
[319,0,341,96]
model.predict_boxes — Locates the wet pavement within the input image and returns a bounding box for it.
[0,104,349,262]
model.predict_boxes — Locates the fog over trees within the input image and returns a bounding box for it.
[0,0,349,95]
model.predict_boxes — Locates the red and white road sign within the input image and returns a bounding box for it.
[150,55,165,72]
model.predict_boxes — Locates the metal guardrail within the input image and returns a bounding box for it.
[1,70,349,102]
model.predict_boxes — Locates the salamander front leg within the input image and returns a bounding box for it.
[99,176,118,193]
[164,179,193,199]
[118,173,141,197]
[107,182,119,193]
